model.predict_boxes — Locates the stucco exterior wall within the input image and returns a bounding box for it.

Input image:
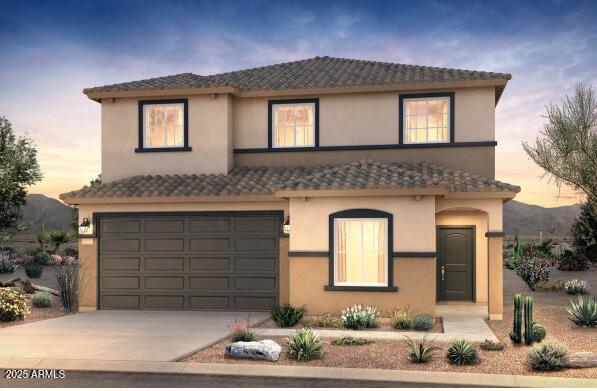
[101,95,233,182]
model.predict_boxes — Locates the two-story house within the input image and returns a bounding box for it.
[61,56,519,320]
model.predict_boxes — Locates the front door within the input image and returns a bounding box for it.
[437,227,474,301]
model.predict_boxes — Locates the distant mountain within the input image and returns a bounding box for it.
[20,194,74,233]
[504,200,581,237]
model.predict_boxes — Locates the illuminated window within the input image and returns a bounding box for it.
[334,217,388,287]
[270,99,318,148]
[402,95,451,144]
[139,100,188,149]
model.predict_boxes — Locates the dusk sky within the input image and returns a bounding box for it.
[1,0,595,207]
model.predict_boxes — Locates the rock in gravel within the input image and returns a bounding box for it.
[566,352,597,368]
[224,340,281,361]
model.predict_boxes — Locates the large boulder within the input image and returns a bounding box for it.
[224,340,281,362]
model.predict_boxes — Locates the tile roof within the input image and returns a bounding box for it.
[60,160,520,201]
[83,56,511,94]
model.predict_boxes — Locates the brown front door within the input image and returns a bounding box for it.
[97,212,281,311]
[437,227,474,301]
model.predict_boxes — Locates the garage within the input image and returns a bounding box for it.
[97,211,282,311]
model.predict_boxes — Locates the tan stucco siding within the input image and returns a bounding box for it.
[101,95,232,182]
[288,196,436,252]
[289,257,436,316]
[453,87,495,142]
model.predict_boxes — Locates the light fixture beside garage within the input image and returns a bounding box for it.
[79,217,92,234]
[283,216,290,235]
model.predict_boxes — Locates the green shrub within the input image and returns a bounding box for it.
[412,314,434,331]
[516,258,554,290]
[341,305,379,330]
[565,279,589,295]
[270,304,305,327]
[302,313,342,328]
[34,251,51,266]
[228,318,257,342]
[566,296,597,327]
[480,339,505,351]
[55,264,79,311]
[331,336,372,346]
[557,250,589,271]
[532,322,546,342]
[31,292,53,308]
[24,262,43,279]
[286,328,322,361]
[447,339,479,365]
[528,341,568,371]
[404,335,440,363]
[504,255,523,270]
[535,279,566,292]
[393,305,412,330]
[18,244,41,257]
[0,259,16,273]
[0,288,30,322]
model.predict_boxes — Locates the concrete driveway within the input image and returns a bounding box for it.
[0,310,269,361]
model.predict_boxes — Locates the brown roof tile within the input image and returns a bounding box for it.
[60,160,520,201]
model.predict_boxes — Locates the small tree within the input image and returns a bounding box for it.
[523,84,597,205]
[0,117,42,239]
[572,202,597,262]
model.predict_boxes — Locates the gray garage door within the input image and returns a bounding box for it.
[97,212,281,311]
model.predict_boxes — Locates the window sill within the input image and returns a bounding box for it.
[324,285,398,292]
[135,147,192,153]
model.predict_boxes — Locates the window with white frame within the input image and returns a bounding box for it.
[333,217,388,286]
[141,100,186,148]
[402,95,451,144]
[270,100,316,148]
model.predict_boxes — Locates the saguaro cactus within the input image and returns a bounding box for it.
[524,296,534,345]
[509,294,522,343]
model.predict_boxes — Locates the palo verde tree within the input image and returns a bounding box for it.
[0,116,42,239]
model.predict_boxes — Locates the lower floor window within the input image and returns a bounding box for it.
[334,218,388,286]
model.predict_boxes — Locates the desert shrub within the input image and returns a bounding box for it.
[404,335,440,363]
[31,292,53,308]
[286,328,322,361]
[0,288,30,321]
[23,262,43,279]
[270,304,305,327]
[480,339,505,351]
[331,336,372,346]
[55,264,79,312]
[516,258,554,290]
[571,201,597,263]
[535,279,566,292]
[412,314,434,331]
[504,255,523,270]
[447,339,479,365]
[302,313,342,328]
[63,247,78,257]
[393,305,412,330]
[34,251,51,266]
[0,259,16,273]
[341,305,379,330]
[566,296,597,327]
[229,317,257,342]
[18,244,41,257]
[528,341,568,371]
[564,279,590,295]
[536,238,554,257]
[49,229,75,254]
[557,250,589,271]
[532,322,546,342]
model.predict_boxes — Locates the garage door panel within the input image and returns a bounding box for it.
[102,257,141,271]
[235,257,276,272]
[190,238,230,252]
[145,219,185,233]
[235,276,276,290]
[102,276,140,289]
[234,296,275,310]
[102,295,140,309]
[145,276,184,290]
[145,295,185,309]
[145,238,185,252]
[102,220,141,234]
[102,239,140,252]
[145,257,185,271]
[190,257,230,271]
[234,217,278,234]
[189,295,230,310]
[190,219,230,233]
[235,238,276,252]
[189,276,229,290]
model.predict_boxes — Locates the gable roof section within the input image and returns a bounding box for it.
[60,160,520,203]
[83,56,511,100]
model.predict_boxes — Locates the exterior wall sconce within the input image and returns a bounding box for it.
[79,217,91,234]
[282,216,290,235]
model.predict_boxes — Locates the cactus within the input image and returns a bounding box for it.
[509,294,522,343]
[524,296,534,345]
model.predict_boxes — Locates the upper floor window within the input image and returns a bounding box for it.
[399,93,454,144]
[268,98,319,148]
[137,99,190,152]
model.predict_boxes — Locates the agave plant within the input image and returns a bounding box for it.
[404,335,440,363]
[286,328,322,361]
[566,296,597,327]
[447,339,479,365]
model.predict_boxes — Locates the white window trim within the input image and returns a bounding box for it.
[402,96,451,144]
[271,102,316,148]
[142,103,185,149]
[333,217,389,287]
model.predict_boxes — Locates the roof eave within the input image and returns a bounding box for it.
[59,194,285,205]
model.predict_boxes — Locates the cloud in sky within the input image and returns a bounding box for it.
[1,0,595,206]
